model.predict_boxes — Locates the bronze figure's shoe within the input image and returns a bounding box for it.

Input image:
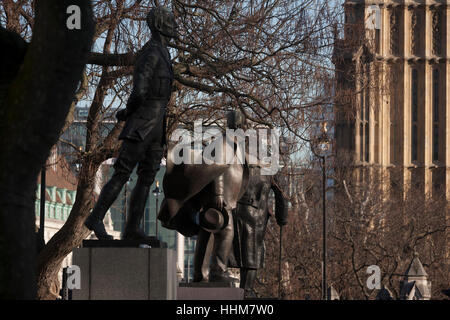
[84,215,114,240]
[244,290,257,299]
[193,277,208,283]
[193,273,208,283]
[209,272,238,283]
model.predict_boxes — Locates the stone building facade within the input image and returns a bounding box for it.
[335,0,450,192]
[333,0,450,276]
[333,0,449,262]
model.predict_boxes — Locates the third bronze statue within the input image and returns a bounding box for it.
[230,165,288,297]
[84,6,177,240]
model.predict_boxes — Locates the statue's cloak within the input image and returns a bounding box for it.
[158,139,248,237]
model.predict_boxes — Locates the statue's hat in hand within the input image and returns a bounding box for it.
[198,208,230,233]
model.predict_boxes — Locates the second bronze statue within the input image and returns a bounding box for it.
[158,111,249,283]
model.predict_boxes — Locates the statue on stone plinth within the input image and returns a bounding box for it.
[84,6,177,241]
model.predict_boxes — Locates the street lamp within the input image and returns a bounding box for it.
[152,180,161,240]
[310,121,331,300]
[75,146,83,173]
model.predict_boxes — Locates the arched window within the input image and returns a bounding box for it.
[360,123,364,161]
[359,62,370,163]
[411,68,418,162]
[432,68,439,162]
[390,67,398,164]
[364,89,369,162]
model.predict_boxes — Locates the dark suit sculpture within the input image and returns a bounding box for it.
[230,166,288,297]
[84,7,177,240]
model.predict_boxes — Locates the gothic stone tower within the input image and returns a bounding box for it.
[333,0,449,265]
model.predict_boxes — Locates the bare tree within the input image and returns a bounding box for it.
[2,0,339,299]
[0,0,94,299]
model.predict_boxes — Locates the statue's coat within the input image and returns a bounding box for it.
[158,139,248,236]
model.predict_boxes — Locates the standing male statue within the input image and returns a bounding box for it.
[84,7,177,241]
[230,166,288,297]
[187,112,289,291]
[158,111,249,282]
[191,111,248,283]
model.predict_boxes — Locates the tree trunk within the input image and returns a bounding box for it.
[35,65,125,300]
[0,0,94,299]
[36,161,98,300]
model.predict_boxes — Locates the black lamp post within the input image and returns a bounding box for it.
[39,165,46,245]
[123,177,132,233]
[310,121,331,300]
[152,180,161,239]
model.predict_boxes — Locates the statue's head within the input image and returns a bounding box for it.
[226,110,246,130]
[146,6,178,39]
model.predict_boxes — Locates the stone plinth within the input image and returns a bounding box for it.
[177,283,244,300]
[179,282,235,288]
[72,246,177,300]
[82,238,166,248]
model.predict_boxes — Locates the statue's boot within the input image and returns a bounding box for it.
[123,177,152,241]
[209,209,237,283]
[240,268,257,298]
[85,173,129,240]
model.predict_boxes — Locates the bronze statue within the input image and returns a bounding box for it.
[187,112,288,291]
[158,111,249,282]
[84,6,177,240]
[230,166,288,297]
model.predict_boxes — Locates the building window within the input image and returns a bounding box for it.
[411,68,418,162]
[432,68,439,162]
[359,67,370,163]
[411,10,420,55]
[390,67,399,164]
[364,86,370,162]
[359,111,370,163]
[365,121,369,162]
[390,99,397,164]
[375,28,380,54]
[390,9,400,55]
[360,123,364,161]
[432,9,442,55]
